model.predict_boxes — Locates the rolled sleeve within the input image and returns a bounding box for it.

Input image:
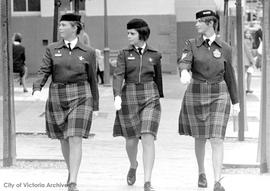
[177,40,193,76]
[32,47,52,93]
[113,50,125,97]
[87,51,99,111]
[224,47,239,104]
[154,53,164,98]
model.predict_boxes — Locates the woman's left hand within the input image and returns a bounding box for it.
[232,103,240,116]
[93,111,99,118]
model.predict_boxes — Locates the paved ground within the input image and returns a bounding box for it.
[1,70,269,191]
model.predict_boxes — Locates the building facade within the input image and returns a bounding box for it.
[11,0,224,74]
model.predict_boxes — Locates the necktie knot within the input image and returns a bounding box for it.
[137,47,143,55]
[205,39,210,47]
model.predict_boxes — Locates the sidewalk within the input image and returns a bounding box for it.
[0,72,269,191]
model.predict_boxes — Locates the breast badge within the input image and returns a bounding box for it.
[78,56,84,61]
[54,50,62,57]
[213,49,221,58]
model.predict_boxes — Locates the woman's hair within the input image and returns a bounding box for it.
[136,26,150,41]
[13,33,22,42]
[70,21,82,35]
[201,15,218,31]
[127,18,151,41]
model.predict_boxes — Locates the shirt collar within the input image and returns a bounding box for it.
[13,41,20,45]
[203,34,216,45]
[135,43,146,53]
[196,34,222,47]
[64,38,78,50]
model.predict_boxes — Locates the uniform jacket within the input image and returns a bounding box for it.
[33,39,99,110]
[113,44,164,98]
[178,35,238,104]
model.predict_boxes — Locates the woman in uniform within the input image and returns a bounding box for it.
[32,13,99,191]
[113,18,163,191]
[178,10,239,191]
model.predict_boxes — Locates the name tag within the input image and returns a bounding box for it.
[127,57,135,60]
[55,53,62,57]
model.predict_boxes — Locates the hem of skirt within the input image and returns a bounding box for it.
[113,132,157,140]
[47,133,90,140]
[178,132,225,139]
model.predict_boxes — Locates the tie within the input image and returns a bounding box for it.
[67,43,72,51]
[138,47,143,55]
[205,39,210,47]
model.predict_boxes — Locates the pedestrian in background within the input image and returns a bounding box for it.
[32,13,99,191]
[113,18,164,191]
[95,49,104,84]
[243,30,255,94]
[13,33,28,93]
[253,27,262,69]
[178,10,239,191]
[78,22,91,47]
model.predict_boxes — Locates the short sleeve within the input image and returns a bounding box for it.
[177,40,193,75]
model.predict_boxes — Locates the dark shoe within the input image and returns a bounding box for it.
[23,89,28,93]
[144,182,155,191]
[127,162,138,185]
[214,181,225,191]
[67,182,79,191]
[246,90,253,94]
[198,173,207,188]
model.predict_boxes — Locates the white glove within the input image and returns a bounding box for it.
[93,111,99,118]
[114,96,122,110]
[180,70,191,84]
[232,103,240,116]
[32,91,42,101]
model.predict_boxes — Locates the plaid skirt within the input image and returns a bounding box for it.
[113,81,161,139]
[178,80,231,139]
[45,81,93,139]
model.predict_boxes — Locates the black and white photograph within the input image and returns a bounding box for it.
[0,0,269,190]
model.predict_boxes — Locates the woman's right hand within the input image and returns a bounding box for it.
[114,96,122,110]
[180,70,191,84]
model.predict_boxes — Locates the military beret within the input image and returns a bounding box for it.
[196,10,217,19]
[127,18,148,29]
[60,13,81,22]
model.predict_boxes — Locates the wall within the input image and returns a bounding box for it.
[175,0,220,56]
[11,17,53,73]
[11,0,177,74]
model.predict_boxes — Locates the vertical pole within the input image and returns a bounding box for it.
[1,0,16,166]
[74,0,80,14]
[236,0,246,141]
[53,0,61,42]
[259,0,270,173]
[103,0,110,86]
[224,0,229,43]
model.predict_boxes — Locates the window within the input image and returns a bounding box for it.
[59,0,85,12]
[13,0,40,12]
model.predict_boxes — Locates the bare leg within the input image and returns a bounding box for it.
[60,139,70,182]
[68,136,82,184]
[195,138,207,174]
[126,138,139,168]
[210,138,224,182]
[141,134,155,183]
[22,66,28,92]
[246,73,252,91]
